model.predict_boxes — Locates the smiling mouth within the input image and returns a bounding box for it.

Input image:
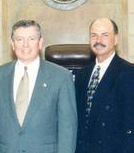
[21,49,30,53]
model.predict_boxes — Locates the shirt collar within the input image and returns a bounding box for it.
[16,56,40,71]
[95,52,115,68]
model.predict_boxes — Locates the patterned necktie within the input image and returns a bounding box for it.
[16,66,29,126]
[85,66,100,126]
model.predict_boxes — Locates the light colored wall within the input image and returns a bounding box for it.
[1,0,128,64]
[0,0,3,63]
[128,0,134,62]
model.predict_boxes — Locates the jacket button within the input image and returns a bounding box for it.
[98,140,102,144]
[105,105,110,110]
[127,129,132,134]
[19,131,25,136]
[18,150,26,153]
[102,122,105,127]
[84,126,88,129]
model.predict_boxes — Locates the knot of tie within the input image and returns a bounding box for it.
[88,66,100,88]
[92,66,100,80]
[24,66,28,71]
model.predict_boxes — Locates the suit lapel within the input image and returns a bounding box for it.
[2,61,21,128]
[1,60,53,130]
[88,55,122,126]
[77,62,94,124]
[81,62,95,97]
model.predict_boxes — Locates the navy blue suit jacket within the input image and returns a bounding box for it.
[75,54,134,153]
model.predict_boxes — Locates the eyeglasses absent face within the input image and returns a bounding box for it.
[90,19,118,62]
[11,26,43,64]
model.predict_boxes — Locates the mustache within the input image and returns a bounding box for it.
[93,43,106,48]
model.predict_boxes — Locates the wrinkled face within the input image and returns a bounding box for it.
[11,26,43,64]
[90,19,118,61]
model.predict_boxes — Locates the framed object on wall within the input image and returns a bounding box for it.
[43,0,87,10]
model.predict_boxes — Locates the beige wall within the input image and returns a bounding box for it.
[1,0,129,64]
[128,0,134,62]
[0,0,3,63]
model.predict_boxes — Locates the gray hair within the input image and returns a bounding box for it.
[11,20,42,40]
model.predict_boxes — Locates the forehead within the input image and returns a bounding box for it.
[13,26,38,37]
[90,19,114,34]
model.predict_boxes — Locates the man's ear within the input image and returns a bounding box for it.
[114,34,119,45]
[11,39,15,51]
[39,37,44,50]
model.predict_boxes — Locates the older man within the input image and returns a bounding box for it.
[0,20,77,153]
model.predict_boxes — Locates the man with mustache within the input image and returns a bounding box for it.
[75,18,134,153]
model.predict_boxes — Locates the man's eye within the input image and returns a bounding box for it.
[30,37,36,40]
[16,38,23,41]
[103,34,108,37]
[91,35,96,38]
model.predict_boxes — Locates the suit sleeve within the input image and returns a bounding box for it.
[58,71,77,153]
[121,71,134,153]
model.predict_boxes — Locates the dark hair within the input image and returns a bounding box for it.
[89,18,118,34]
[110,19,118,34]
[11,20,42,39]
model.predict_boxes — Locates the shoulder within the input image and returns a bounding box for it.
[0,61,16,76]
[40,59,73,80]
[114,56,134,85]
[115,55,134,72]
[75,61,94,81]
[41,59,71,73]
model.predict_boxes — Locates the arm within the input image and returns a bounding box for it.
[121,72,134,153]
[58,71,77,153]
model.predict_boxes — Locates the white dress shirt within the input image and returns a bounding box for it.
[13,57,40,106]
[90,52,115,84]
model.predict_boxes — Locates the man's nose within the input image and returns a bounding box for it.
[23,40,29,47]
[96,36,102,43]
